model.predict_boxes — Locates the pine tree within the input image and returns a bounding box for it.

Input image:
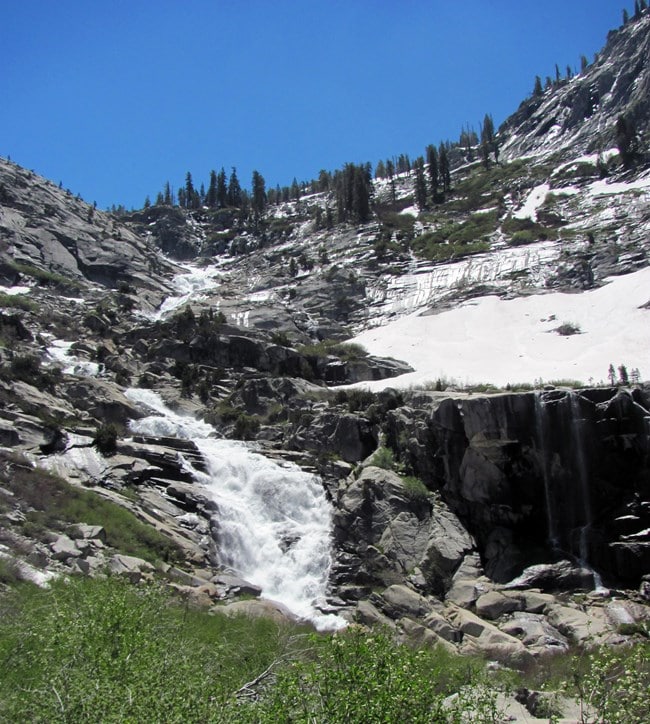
[216,168,228,208]
[618,364,629,386]
[227,167,242,207]
[184,172,195,209]
[386,158,396,202]
[480,114,497,168]
[634,0,641,19]
[163,181,173,206]
[439,143,451,193]
[555,64,562,84]
[206,170,218,207]
[426,145,438,201]
[623,8,630,24]
[375,160,386,179]
[251,170,266,218]
[290,177,301,201]
[608,363,616,386]
[414,157,428,210]
[533,75,543,96]
[580,55,589,73]
[616,114,636,167]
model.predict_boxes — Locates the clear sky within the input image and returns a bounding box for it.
[2,1,628,210]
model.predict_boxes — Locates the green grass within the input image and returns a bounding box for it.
[0,451,180,564]
[0,576,293,723]
[0,576,509,723]
[0,293,37,311]
[8,261,81,291]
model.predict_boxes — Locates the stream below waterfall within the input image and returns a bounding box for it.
[125,388,346,630]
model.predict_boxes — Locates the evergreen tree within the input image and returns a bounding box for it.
[206,170,218,207]
[565,65,573,80]
[616,114,636,167]
[641,0,648,12]
[555,64,562,84]
[290,177,301,201]
[622,8,630,24]
[608,363,616,386]
[480,114,497,168]
[177,187,187,208]
[426,145,438,201]
[227,167,242,207]
[163,181,173,206]
[439,143,451,193]
[533,75,543,96]
[185,172,196,209]
[385,158,396,202]
[318,169,331,192]
[375,159,386,179]
[155,192,164,206]
[634,0,641,19]
[251,170,266,218]
[618,364,629,386]
[580,55,589,73]
[414,157,428,210]
[275,183,282,205]
[216,168,228,208]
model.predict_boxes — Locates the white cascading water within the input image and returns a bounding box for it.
[145,263,224,321]
[125,388,345,630]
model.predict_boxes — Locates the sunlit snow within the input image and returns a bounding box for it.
[350,266,650,390]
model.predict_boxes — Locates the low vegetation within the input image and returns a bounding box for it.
[0,451,181,564]
[1,575,646,722]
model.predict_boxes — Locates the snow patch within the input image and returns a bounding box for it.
[349,266,650,390]
[513,184,550,221]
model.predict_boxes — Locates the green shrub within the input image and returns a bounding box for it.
[93,422,120,455]
[369,446,396,470]
[251,627,499,723]
[401,475,430,503]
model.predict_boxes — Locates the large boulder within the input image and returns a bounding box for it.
[332,467,476,596]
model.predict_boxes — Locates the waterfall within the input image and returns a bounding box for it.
[567,392,604,590]
[143,264,224,321]
[534,392,559,549]
[125,388,345,630]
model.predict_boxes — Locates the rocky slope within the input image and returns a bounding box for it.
[0,7,649,673]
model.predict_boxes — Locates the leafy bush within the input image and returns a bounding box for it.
[250,627,499,723]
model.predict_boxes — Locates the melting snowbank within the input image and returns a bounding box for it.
[350,266,650,390]
[125,388,345,630]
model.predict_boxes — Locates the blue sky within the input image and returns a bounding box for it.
[2,1,627,210]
